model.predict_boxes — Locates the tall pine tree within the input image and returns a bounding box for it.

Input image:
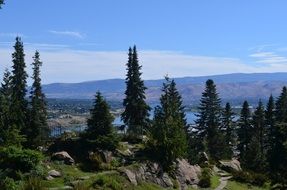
[26,51,49,148]
[8,37,28,145]
[269,87,287,186]
[221,102,236,159]
[237,100,252,168]
[84,92,118,151]
[148,77,188,170]
[121,46,150,137]
[195,79,225,160]
[245,100,267,172]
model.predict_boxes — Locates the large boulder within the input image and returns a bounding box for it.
[219,158,242,172]
[175,159,201,190]
[52,151,75,165]
[121,160,201,189]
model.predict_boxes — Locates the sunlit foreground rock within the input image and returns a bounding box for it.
[120,159,201,190]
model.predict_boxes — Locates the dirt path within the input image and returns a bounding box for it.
[215,176,232,190]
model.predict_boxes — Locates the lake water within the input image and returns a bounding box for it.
[113,111,197,125]
[51,112,197,137]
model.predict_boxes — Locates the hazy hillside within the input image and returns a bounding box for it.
[43,73,287,105]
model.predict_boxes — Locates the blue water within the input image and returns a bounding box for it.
[51,112,197,137]
[113,112,197,125]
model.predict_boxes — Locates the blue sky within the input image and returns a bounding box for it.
[1,0,287,84]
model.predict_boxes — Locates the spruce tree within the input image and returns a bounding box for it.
[221,102,236,159]
[195,79,225,160]
[269,87,287,186]
[84,92,118,151]
[148,77,188,170]
[7,37,28,145]
[265,95,275,171]
[26,51,49,148]
[237,100,252,168]
[121,46,150,137]
[246,100,267,172]
[0,69,12,144]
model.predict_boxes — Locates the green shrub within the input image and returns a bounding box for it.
[73,181,90,190]
[198,168,211,188]
[93,173,124,190]
[20,177,46,190]
[0,177,18,190]
[250,172,268,187]
[231,170,268,187]
[0,146,43,175]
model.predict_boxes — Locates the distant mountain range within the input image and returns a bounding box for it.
[43,73,287,105]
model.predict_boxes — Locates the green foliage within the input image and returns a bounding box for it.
[20,177,47,190]
[26,51,49,148]
[83,92,119,151]
[221,102,236,159]
[10,37,28,140]
[121,46,150,136]
[194,79,226,161]
[93,173,125,190]
[73,181,90,190]
[232,170,268,187]
[0,146,43,175]
[0,177,18,190]
[237,100,252,167]
[198,168,211,188]
[147,77,188,171]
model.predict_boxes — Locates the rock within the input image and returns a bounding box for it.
[199,152,209,165]
[123,169,138,185]
[219,159,242,172]
[100,151,113,163]
[162,172,173,187]
[48,170,62,177]
[52,151,75,165]
[175,159,201,189]
[120,160,201,189]
[46,175,54,180]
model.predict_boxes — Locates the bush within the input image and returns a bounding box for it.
[0,177,18,190]
[198,168,211,188]
[93,173,124,190]
[231,170,268,187]
[0,146,43,176]
[73,181,90,190]
[20,177,46,190]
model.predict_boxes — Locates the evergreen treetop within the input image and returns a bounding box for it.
[121,46,150,137]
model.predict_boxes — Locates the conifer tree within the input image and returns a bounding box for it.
[26,51,49,148]
[121,46,150,137]
[195,79,225,160]
[0,69,12,144]
[221,102,236,158]
[8,37,28,145]
[265,95,275,171]
[84,92,118,151]
[237,101,252,167]
[246,100,267,172]
[148,77,188,170]
[269,87,287,186]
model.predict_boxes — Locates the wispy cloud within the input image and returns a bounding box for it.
[49,30,85,39]
[250,51,287,64]
[0,33,26,38]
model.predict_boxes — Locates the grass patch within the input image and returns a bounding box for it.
[226,180,269,190]
[211,174,220,189]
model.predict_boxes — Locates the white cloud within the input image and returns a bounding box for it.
[250,51,287,64]
[1,46,287,85]
[49,30,85,39]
